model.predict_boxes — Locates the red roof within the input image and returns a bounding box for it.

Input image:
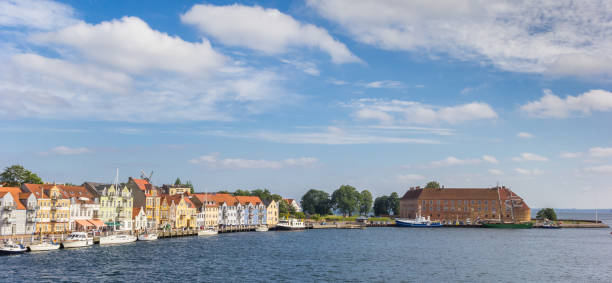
[23,184,95,203]
[235,195,262,205]
[132,179,150,191]
[0,187,26,209]
[133,206,143,219]
[208,193,239,206]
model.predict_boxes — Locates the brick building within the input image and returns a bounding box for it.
[399,186,530,224]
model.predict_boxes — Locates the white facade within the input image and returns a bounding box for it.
[133,207,147,231]
[218,202,242,226]
[0,192,32,235]
[69,197,100,231]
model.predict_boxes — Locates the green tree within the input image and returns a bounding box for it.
[425,181,440,189]
[251,189,273,202]
[389,192,400,215]
[217,190,231,194]
[278,199,296,215]
[536,208,557,220]
[174,177,182,186]
[185,180,194,194]
[0,165,43,186]
[359,190,373,215]
[294,211,306,219]
[373,196,389,216]
[301,189,332,215]
[233,189,251,196]
[331,185,360,216]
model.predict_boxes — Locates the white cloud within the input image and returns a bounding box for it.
[514,168,543,175]
[512,153,549,162]
[308,0,612,78]
[517,132,534,139]
[560,152,583,159]
[583,165,612,174]
[348,98,497,125]
[396,174,425,183]
[44,146,91,155]
[0,0,77,30]
[521,89,612,118]
[426,155,498,168]
[208,126,444,145]
[188,153,318,169]
[181,3,360,64]
[280,59,320,76]
[488,169,504,175]
[34,16,226,75]
[589,147,612,158]
[482,155,499,164]
[364,80,403,89]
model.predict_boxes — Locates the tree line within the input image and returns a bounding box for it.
[300,185,401,217]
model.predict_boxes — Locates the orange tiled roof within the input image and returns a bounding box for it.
[0,192,7,198]
[132,179,150,191]
[24,184,96,203]
[133,206,142,219]
[235,195,262,205]
[208,193,239,206]
[0,187,26,209]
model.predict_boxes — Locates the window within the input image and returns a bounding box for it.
[444,200,448,204]
[478,200,481,204]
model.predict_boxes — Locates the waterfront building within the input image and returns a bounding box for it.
[60,185,100,232]
[263,199,279,226]
[284,198,302,212]
[161,185,191,195]
[0,187,36,235]
[98,184,134,231]
[159,195,171,230]
[127,178,161,230]
[132,206,147,232]
[23,184,71,234]
[167,194,197,229]
[399,186,531,224]
[192,194,219,228]
[209,193,241,227]
[235,196,266,226]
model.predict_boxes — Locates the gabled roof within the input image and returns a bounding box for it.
[207,193,239,206]
[132,178,150,191]
[0,187,26,209]
[132,206,144,219]
[22,184,96,203]
[235,195,262,205]
[262,199,276,207]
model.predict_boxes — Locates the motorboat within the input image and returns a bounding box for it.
[0,240,27,255]
[198,227,218,236]
[28,240,60,251]
[137,233,158,241]
[277,219,306,231]
[99,234,137,245]
[255,225,269,232]
[62,232,94,248]
[395,215,443,227]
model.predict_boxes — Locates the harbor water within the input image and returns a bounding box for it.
[2,226,612,282]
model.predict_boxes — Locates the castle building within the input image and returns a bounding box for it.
[399,186,530,224]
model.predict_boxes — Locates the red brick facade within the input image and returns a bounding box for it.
[399,186,530,223]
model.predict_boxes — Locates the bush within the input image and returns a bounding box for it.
[536,208,557,221]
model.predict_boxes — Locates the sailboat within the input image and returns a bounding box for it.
[28,215,60,251]
[99,169,137,245]
[482,187,532,229]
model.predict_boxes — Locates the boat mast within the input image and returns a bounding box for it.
[496,186,502,223]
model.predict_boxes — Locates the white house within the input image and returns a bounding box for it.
[0,188,32,235]
[133,206,147,231]
[210,194,241,226]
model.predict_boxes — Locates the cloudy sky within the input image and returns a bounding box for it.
[1,0,612,208]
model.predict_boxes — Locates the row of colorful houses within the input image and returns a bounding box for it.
[0,178,281,236]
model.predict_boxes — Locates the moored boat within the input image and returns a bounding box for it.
[277,219,305,231]
[99,234,137,245]
[28,241,60,251]
[198,227,218,236]
[137,233,158,241]
[395,215,443,227]
[0,240,27,255]
[62,232,94,248]
[255,225,269,232]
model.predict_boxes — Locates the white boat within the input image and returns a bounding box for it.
[62,232,94,248]
[0,240,27,255]
[99,234,137,245]
[277,219,305,230]
[255,225,269,232]
[137,233,158,241]
[198,227,218,236]
[28,241,60,251]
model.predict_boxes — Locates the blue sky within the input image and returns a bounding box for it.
[1,0,612,208]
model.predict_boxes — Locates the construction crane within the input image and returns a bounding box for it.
[140,170,154,182]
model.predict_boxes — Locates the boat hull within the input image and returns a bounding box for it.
[482,222,533,229]
[0,248,27,255]
[137,234,158,241]
[198,230,218,236]
[99,235,137,245]
[395,219,443,227]
[62,239,93,248]
[276,225,305,231]
[28,243,60,251]
[255,226,269,232]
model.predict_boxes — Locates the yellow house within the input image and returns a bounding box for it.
[129,178,161,229]
[204,202,219,228]
[99,184,133,231]
[159,195,171,230]
[264,199,279,226]
[168,195,197,229]
[23,184,71,234]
